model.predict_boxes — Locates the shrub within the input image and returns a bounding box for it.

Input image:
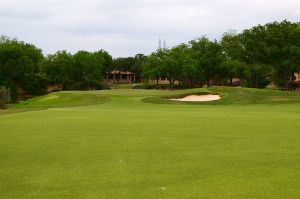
[22,74,48,95]
[0,86,11,109]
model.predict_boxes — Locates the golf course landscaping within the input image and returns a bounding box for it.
[0,86,300,198]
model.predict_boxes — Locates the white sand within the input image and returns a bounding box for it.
[169,94,220,102]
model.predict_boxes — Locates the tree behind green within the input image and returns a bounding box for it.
[240,20,300,90]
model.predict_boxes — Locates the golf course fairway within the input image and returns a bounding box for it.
[0,87,300,198]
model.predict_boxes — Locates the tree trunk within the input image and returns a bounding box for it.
[285,73,289,91]
[170,78,174,89]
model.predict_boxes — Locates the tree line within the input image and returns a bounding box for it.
[142,20,300,89]
[1,20,300,107]
[0,34,147,104]
[0,35,115,103]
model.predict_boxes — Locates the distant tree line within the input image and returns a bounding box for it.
[0,35,113,103]
[142,20,300,89]
[42,50,112,90]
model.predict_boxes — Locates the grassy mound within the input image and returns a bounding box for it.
[10,91,111,109]
[142,87,300,105]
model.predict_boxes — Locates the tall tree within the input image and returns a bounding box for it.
[42,51,73,85]
[0,36,45,97]
[72,51,104,89]
[94,50,113,75]
[142,50,166,84]
[190,37,224,86]
[132,54,146,82]
[240,20,300,90]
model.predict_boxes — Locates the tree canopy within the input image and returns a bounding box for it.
[142,20,300,89]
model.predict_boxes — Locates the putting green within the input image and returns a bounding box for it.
[0,87,300,198]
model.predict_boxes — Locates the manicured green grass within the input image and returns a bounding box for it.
[1,87,300,198]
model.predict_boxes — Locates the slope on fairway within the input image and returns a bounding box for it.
[0,87,300,199]
[10,91,111,109]
[0,91,110,116]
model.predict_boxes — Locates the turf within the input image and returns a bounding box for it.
[0,87,300,198]
[10,91,111,109]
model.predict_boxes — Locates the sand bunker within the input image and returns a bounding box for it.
[169,94,220,102]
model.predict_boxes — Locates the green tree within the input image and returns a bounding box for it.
[42,51,73,85]
[72,51,103,89]
[164,44,202,87]
[190,37,224,86]
[244,64,271,88]
[142,50,166,84]
[112,57,136,71]
[221,32,243,60]
[0,36,45,97]
[132,54,146,82]
[221,32,247,85]
[94,50,113,75]
[240,20,300,90]
[221,60,246,86]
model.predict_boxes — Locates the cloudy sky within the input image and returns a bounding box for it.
[0,0,299,57]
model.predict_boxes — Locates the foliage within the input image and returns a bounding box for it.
[244,64,271,88]
[42,51,73,84]
[0,36,44,96]
[143,37,225,87]
[190,37,224,86]
[0,36,113,99]
[221,60,246,85]
[72,51,103,89]
[0,86,11,108]
[142,20,300,90]
[41,50,112,90]
[240,20,300,89]
[142,50,166,84]
[94,50,113,75]
[111,54,146,81]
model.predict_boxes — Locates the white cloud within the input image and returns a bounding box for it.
[0,0,299,57]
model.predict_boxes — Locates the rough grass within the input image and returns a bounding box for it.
[0,87,300,199]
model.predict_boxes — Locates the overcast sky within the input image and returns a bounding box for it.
[0,0,299,57]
